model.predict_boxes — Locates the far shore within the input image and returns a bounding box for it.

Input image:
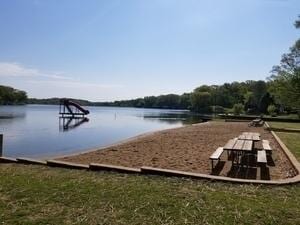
[58,121,296,180]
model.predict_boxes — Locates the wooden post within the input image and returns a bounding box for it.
[0,134,3,157]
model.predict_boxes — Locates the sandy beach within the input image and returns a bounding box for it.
[58,121,296,180]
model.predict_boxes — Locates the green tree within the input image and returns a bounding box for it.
[191,91,211,113]
[155,94,180,109]
[144,96,157,108]
[179,93,191,109]
[258,92,273,113]
[268,16,300,114]
[0,85,27,105]
[267,104,277,116]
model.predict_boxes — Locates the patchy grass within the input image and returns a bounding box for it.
[0,164,299,225]
[269,122,300,130]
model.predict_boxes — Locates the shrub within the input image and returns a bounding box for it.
[211,105,225,114]
[232,103,244,115]
[267,104,277,116]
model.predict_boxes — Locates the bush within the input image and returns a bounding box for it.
[211,105,225,114]
[232,103,244,115]
[267,105,277,117]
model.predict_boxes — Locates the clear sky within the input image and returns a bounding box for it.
[0,0,299,101]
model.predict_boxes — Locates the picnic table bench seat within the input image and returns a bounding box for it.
[257,150,267,164]
[262,139,272,155]
[209,147,224,170]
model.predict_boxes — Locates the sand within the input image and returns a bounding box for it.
[58,121,297,180]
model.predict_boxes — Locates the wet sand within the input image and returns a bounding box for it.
[58,121,296,180]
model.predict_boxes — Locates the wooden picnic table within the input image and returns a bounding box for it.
[238,132,260,141]
[223,139,253,152]
[223,138,254,165]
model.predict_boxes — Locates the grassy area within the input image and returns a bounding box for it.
[0,164,300,225]
[269,122,300,129]
[268,122,300,161]
[276,114,300,120]
[276,132,300,161]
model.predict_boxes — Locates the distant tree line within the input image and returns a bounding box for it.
[26,94,191,109]
[26,80,271,114]
[24,78,295,116]
[2,79,296,117]
[87,80,273,114]
[0,85,27,105]
[101,93,192,109]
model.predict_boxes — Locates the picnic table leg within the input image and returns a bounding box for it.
[227,150,231,160]
[232,151,237,165]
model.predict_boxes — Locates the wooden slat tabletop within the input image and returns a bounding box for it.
[243,140,253,151]
[242,132,260,136]
[224,138,253,151]
[239,132,260,141]
[224,139,236,149]
[233,140,244,150]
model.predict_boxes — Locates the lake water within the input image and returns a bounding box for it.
[0,105,204,159]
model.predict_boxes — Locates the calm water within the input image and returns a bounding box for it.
[0,105,203,159]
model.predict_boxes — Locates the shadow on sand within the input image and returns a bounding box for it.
[211,153,272,180]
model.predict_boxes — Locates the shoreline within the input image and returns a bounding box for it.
[54,122,209,160]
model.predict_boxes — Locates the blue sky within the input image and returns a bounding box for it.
[0,0,299,101]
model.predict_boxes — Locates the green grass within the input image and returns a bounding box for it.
[276,132,300,161]
[269,122,300,130]
[0,164,300,225]
[268,122,300,160]
[276,114,300,120]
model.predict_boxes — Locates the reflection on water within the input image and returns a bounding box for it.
[142,112,209,125]
[0,106,26,119]
[59,117,89,132]
[0,105,207,158]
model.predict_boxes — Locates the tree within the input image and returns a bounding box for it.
[252,81,267,106]
[268,16,300,113]
[258,92,273,113]
[155,94,180,109]
[0,85,28,105]
[267,105,277,116]
[191,91,211,113]
[244,91,255,113]
[144,96,157,108]
[179,93,191,109]
[194,85,212,93]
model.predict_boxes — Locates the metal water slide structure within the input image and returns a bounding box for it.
[59,99,90,117]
